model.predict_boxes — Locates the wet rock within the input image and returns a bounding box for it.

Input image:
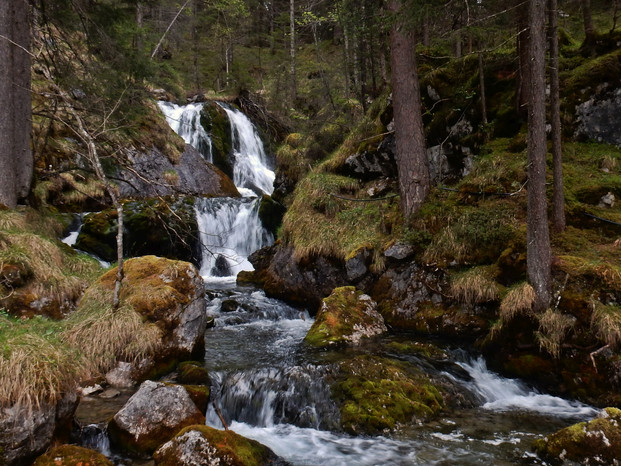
[305,287,387,347]
[258,194,287,236]
[0,392,78,466]
[153,425,286,465]
[212,255,232,277]
[177,361,210,386]
[246,244,348,312]
[117,143,239,199]
[75,197,202,266]
[533,407,621,464]
[105,361,135,388]
[342,134,397,181]
[108,380,205,455]
[33,444,113,466]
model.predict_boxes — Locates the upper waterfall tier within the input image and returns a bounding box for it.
[158,100,275,195]
[219,103,275,196]
[157,101,213,163]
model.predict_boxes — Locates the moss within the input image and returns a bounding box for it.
[333,355,445,435]
[33,445,113,465]
[183,385,210,413]
[533,408,621,464]
[201,102,233,178]
[154,425,278,466]
[178,361,210,385]
[304,286,385,348]
[257,194,286,236]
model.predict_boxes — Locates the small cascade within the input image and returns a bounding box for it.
[195,196,273,278]
[457,356,597,418]
[79,424,111,458]
[206,365,340,431]
[157,101,213,162]
[218,103,275,195]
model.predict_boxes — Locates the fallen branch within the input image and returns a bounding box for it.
[590,344,610,374]
[213,402,229,431]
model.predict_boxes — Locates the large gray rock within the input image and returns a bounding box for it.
[108,380,205,455]
[576,87,621,147]
[0,392,78,465]
[117,144,239,199]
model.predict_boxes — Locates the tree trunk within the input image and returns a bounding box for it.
[388,0,430,219]
[516,1,529,119]
[527,0,552,312]
[549,0,565,233]
[478,50,488,127]
[0,0,32,208]
[289,0,296,102]
[581,0,595,43]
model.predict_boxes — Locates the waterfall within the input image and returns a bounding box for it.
[195,196,273,278]
[218,103,275,195]
[457,356,597,417]
[157,101,213,162]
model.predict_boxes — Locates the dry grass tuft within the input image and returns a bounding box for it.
[450,267,500,305]
[591,301,621,349]
[536,309,575,358]
[499,282,536,322]
[63,287,162,377]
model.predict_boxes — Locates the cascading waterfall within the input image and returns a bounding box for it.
[157,101,213,162]
[157,100,276,279]
[195,196,273,278]
[218,103,275,196]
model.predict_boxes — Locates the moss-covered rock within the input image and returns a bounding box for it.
[33,444,113,465]
[178,361,211,385]
[201,102,233,178]
[533,407,621,464]
[333,355,445,435]
[75,196,200,265]
[182,385,210,413]
[258,194,286,236]
[153,425,284,466]
[304,286,387,348]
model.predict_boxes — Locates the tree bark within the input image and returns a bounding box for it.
[478,50,488,127]
[581,0,595,43]
[527,0,552,312]
[388,0,430,219]
[0,0,32,208]
[549,0,565,233]
[289,0,296,101]
[516,1,530,119]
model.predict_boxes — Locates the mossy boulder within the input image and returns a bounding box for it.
[258,194,286,236]
[108,380,205,455]
[33,444,113,465]
[93,256,207,383]
[178,361,211,385]
[333,355,445,435]
[304,286,387,348]
[201,102,234,179]
[533,408,621,464]
[153,425,284,466]
[75,197,201,266]
[182,385,210,413]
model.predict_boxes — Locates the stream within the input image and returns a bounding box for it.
[73,101,598,464]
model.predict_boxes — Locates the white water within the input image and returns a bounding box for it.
[195,197,273,278]
[457,356,598,417]
[157,101,213,162]
[219,103,275,195]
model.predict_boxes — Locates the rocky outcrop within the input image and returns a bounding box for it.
[33,445,113,466]
[108,380,205,455]
[153,425,286,466]
[241,244,348,312]
[0,392,78,466]
[304,287,386,348]
[117,144,239,199]
[533,407,621,464]
[76,197,202,265]
[93,256,207,385]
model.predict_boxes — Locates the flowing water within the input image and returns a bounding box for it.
[73,102,599,464]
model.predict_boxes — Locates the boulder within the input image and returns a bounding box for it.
[533,407,621,464]
[153,425,286,466]
[243,244,348,312]
[33,445,113,466]
[94,256,207,385]
[108,380,205,455]
[305,287,387,348]
[0,392,78,466]
[75,197,202,266]
[576,87,621,147]
[116,144,239,199]
[341,134,397,181]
